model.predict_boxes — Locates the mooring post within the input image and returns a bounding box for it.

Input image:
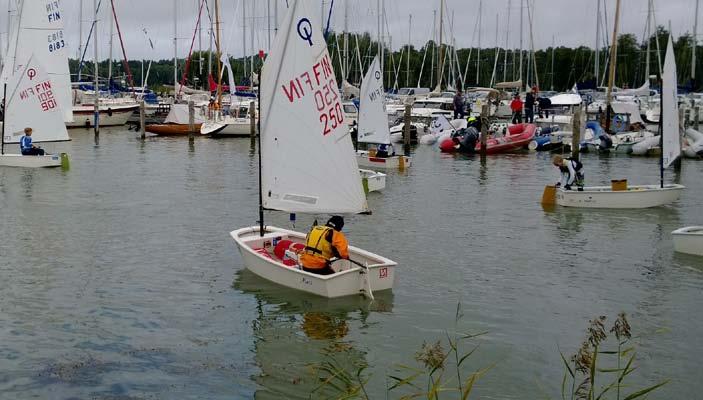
[139,100,146,140]
[250,101,257,137]
[696,106,700,131]
[572,106,581,160]
[188,100,195,143]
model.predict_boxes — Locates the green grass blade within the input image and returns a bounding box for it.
[622,380,669,400]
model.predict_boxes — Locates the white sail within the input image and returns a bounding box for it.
[3,54,70,143]
[0,2,20,84]
[221,53,237,100]
[8,0,73,123]
[661,35,680,168]
[357,56,390,144]
[260,0,368,214]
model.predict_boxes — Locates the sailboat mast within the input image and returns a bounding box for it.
[606,0,621,109]
[503,0,511,83]
[527,0,539,89]
[243,0,247,83]
[430,9,435,88]
[108,1,113,82]
[94,0,100,134]
[519,0,524,88]
[476,0,482,86]
[78,0,83,81]
[595,0,600,83]
[173,0,178,90]
[550,35,555,90]
[407,14,411,88]
[250,1,254,83]
[693,0,699,83]
[215,0,222,104]
[344,0,349,80]
[438,0,444,90]
[1,84,5,155]
[645,0,651,82]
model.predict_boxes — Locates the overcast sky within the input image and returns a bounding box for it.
[0,0,697,61]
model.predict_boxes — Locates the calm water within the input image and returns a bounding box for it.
[0,128,701,399]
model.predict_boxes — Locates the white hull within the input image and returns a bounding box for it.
[67,104,137,128]
[0,153,64,168]
[201,117,254,137]
[231,226,396,298]
[356,151,411,170]
[359,169,386,192]
[556,184,685,208]
[672,226,703,256]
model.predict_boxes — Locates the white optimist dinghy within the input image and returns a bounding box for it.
[672,227,703,256]
[0,1,71,168]
[359,169,386,193]
[355,56,410,171]
[542,35,684,209]
[230,0,396,299]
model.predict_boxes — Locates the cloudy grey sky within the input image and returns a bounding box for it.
[0,0,697,61]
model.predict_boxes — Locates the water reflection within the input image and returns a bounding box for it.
[234,269,393,399]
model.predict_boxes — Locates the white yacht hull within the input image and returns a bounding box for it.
[555,184,684,208]
[231,226,396,298]
[67,104,138,128]
[672,226,703,256]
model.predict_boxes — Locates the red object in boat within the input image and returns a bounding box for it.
[439,123,537,154]
[273,240,305,267]
[145,123,203,136]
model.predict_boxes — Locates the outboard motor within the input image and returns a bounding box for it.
[598,133,613,150]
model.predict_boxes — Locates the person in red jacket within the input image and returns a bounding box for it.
[510,94,523,124]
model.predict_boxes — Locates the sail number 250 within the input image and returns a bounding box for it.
[315,81,343,136]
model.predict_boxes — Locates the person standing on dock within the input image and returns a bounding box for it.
[552,155,584,191]
[525,86,537,123]
[19,128,45,156]
[300,216,349,275]
[510,94,523,124]
[453,90,466,120]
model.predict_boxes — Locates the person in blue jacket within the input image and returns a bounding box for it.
[20,127,45,156]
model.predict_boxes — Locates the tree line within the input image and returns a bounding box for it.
[68,26,701,94]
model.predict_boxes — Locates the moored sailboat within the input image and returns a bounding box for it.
[230,0,396,299]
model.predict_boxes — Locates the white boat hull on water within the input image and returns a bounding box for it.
[555,184,684,208]
[200,118,254,137]
[359,169,386,192]
[67,104,138,128]
[0,153,66,168]
[672,226,703,256]
[231,226,396,298]
[356,150,411,170]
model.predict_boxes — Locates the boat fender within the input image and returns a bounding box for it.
[107,108,113,117]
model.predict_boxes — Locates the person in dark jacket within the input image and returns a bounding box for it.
[453,90,465,120]
[525,86,537,123]
[537,96,552,118]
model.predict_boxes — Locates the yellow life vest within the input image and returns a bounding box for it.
[304,226,334,261]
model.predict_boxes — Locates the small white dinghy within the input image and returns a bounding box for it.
[359,169,386,192]
[672,226,703,256]
[355,56,411,171]
[542,35,684,209]
[230,0,396,299]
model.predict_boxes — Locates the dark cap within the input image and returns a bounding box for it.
[326,215,345,231]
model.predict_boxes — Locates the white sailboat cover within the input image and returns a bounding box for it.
[358,56,391,144]
[3,54,70,143]
[260,0,368,214]
[661,35,680,168]
[5,0,73,123]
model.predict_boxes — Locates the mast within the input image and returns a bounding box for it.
[437,0,444,90]
[243,0,247,83]
[250,0,254,83]
[78,0,84,81]
[108,0,114,83]
[527,0,539,89]
[595,0,600,83]
[344,0,349,80]
[550,35,555,90]
[267,0,271,51]
[651,0,662,75]
[215,0,222,105]
[1,84,6,155]
[173,0,178,91]
[407,14,411,87]
[519,0,524,88]
[430,9,435,88]
[490,13,499,87]
[606,0,621,132]
[503,0,511,83]
[198,0,203,86]
[94,0,100,134]
[476,0,481,85]
[693,0,699,83]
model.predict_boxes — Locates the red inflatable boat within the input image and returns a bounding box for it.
[439,123,537,154]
